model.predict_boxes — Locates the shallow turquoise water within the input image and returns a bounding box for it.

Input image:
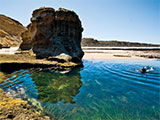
[0,59,160,120]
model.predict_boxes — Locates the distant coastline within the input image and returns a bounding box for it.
[81,38,160,47]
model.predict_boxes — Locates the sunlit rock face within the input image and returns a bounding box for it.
[0,14,26,47]
[0,88,50,120]
[20,7,84,62]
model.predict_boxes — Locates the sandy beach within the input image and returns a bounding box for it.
[0,47,160,60]
[83,50,160,60]
[83,52,145,60]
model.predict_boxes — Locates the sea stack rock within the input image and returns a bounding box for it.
[20,7,84,62]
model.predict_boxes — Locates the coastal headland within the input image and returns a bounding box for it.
[0,6,160,120]
[0,7,84,72]
[0,7,84,120]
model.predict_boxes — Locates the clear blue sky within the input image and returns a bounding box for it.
[0,0,159,44]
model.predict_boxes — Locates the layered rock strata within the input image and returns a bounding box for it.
[20,7,84,62]
[0,53,79,73]
[0,14,26,47]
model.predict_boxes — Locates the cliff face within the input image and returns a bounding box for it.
[0,14,26,47]
[20,7,84,62]
[20,24,32,50]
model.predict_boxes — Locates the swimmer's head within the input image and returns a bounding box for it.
[151,67,154,70]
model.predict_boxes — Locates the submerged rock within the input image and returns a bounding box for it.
[5,85,44,116]
[0,14,26,47]
[0,88,50,120]
[20,7,84,62]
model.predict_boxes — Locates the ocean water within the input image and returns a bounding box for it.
[0,59,160,120]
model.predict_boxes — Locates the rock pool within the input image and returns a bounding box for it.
[0,59,160,120]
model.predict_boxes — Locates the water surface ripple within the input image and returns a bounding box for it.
[0,59,160,120]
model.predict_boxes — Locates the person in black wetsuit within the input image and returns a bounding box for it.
[135,66,154,74]
[141,67,146,74]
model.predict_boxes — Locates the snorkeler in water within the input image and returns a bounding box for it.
[135,66,154,74]
[150,66,154,71]
[141,67,146,73]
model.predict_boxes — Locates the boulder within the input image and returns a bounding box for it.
[0,14,26,47]
[20,7,84,62]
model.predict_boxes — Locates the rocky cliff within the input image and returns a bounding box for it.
[0,14,26,47]
[20,7,84,62]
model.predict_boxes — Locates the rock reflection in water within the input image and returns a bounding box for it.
[32,68,82,104]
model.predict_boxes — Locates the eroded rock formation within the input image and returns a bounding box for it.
[20,7,84,62]
[0,14,26,47]
[19,24,32,50]
[0,43,2,49]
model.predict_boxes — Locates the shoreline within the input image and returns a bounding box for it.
[83,50,160,60]
[83,53,146,60]
[0,47,160,61]
[0,48,159,120]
